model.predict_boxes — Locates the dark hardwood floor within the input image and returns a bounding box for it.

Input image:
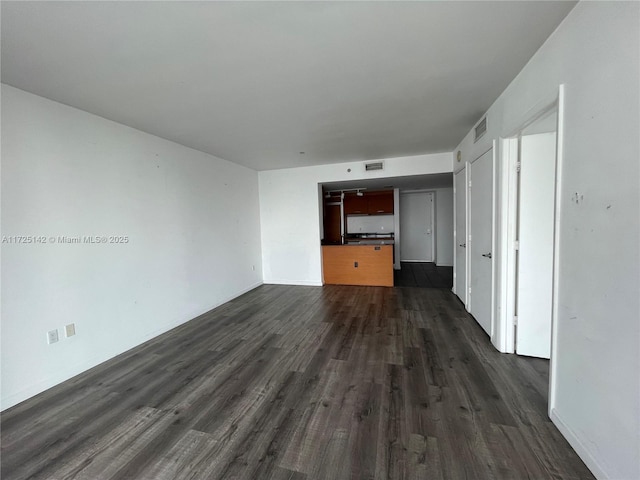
[1,285,593,480]
[394,262,453,288]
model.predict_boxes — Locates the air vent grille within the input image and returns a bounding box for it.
[365,161,384,171]
[474,117,487,142]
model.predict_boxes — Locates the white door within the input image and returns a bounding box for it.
[469,150,493,336]
[516,133,557,358]
[400,192,434,262]
[454,169,467,304]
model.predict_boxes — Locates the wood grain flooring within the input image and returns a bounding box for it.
[394,263,453,289]
[1,285,594,480]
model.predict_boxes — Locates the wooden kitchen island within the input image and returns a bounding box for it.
[322,244,394,287]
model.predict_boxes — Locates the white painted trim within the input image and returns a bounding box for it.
[496,136,519,353]
[264,279,324,287]
[464,164,469,310]
[550,408,607,480]
[466,162,473,313]
[393,188,401,270]
[1,281,264,411]
[452,164,470,309]
[452,172,458,295]
[549,84,566,416]
[318,184,327,283]
[318,184,324,241]
[226,281,265,299]
[453,168,469,303]
[429,191,436,263]
[490,141,497,346]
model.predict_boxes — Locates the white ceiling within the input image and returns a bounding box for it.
[1,1,576,171]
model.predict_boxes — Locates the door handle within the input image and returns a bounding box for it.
[459,243,466,248]
[482,252,492,259]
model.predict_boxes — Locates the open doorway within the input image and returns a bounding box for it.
[493,87,566,421]
[502,108,558,359]
[319,174,454,288]
[395,190,453,288]
[399,191,434,262]
[515,116,557,358]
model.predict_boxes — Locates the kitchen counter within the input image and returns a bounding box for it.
[344,239,395,245]
[343,232,394,246]
[321,240,395,246]
[322,245,393,287]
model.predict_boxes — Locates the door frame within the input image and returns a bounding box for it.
[497,93,561,352]
[453,168,469,307]
[467,145,497,337]
[496,85,565,417]
[399,190,436,263]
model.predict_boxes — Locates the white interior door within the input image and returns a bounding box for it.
[516,132,557,358]
[469,150,493,336]
[454,169,467,304]
[400,192,434,262]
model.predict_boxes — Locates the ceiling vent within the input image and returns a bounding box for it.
[365,161,384,171]
[474,117,487,142]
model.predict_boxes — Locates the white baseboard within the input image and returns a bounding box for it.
[264,279,323,287]
[219,281,264,301]
[550,408,607,479]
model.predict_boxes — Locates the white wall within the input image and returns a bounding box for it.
[453,3,639,478]
[393,188,400,269]
[259,153,453,285]
[1,85,264,410]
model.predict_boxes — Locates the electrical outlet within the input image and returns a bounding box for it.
[65,323,76,337]
[47,329,59,344]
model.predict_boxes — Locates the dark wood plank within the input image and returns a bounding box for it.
[269,467,307,480]
[1,285,594,480]
[394,262,453,288]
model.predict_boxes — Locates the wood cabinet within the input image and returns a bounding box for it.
[323,203,342,244]
[322,245,394,287]
[323,189,394,242]
[367,192,394,214]
[343,194,368,215]
[343,190,394,215]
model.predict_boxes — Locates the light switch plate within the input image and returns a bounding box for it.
[65,323,76,337]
